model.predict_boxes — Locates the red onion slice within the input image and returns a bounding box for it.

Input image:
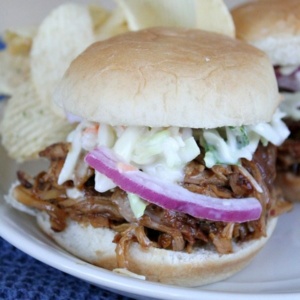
[85,147,262,223]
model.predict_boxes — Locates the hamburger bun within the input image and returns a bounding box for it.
[54,27,279,128]
[35,211,278,287]
[231,0,300,66]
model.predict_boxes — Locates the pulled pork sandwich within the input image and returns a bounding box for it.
[232,0,300,201]
[6,27,292,287]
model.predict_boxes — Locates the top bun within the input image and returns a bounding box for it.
[55,27,279,128]
[232,0,300,66]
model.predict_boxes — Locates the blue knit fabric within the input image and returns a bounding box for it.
[0,37,5,50]
[0,37,8,101]
[0,237,135,300]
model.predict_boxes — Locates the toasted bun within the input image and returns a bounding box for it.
[36,212,277,287]
[232,0,300,66]
[54,27,279,128]
[276,172,300,202]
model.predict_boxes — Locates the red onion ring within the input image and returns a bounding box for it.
[85,147,262,223]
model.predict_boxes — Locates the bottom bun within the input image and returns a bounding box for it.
[36,212,277,287]
[276,172,300,202]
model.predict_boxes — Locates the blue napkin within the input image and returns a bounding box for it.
[0,37,5,50]
[0,37,8,101]
[0,237,135,300]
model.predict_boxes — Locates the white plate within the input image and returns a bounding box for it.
[0,0,300,298]
[1,142,300,300]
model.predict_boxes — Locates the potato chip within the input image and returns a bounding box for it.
[88,4,111,32]
[4,28,36,56]
[0,51,30,96]
[116,0,235,37]
[95,7,129,41]
[30,3,95,116]
[0,81,75,162]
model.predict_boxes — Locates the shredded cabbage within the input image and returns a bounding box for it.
[201,128,260,168]
[111,126,200,184]
[280,92,300,121]
[128,193,147,218]
[66,187,85,199]
[58,109,289,217]
[59,124,200,190]
[58,123,84,184]
[278,65,299,76]
[201,109,290,168]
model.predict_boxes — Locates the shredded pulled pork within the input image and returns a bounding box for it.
[13,142,292,268]
[277,119,300,176]
[276,119,300,202]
